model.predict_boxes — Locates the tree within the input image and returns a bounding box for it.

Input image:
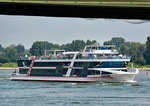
[30,41,45,56]
[19,50,30,57]
[30,41,56,56]
[0,56,10,63]
[91,40,97,44]
[44,41,54,50]
[5,46,17,62]
[61,43,72,51]
[71,40,85,51]
[119,45,129,55]
[86,40,98,45]
[136,56,146,65]
[61,40,85,51]
[0,44,4,51]
[52,44,60,50]
[0,44,4,56]
[103,41,112,45]
[110,37,125,48]
[15,44,25,54]
[86,40,92,45]
[145,36,150,64]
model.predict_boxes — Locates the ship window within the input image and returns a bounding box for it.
[100,47,105,50]
[92,47,96,49]
[18,60,23,67]
[99,62,126,68]
[100,47,109,50]
[85,47,91,52]
[88,70,100,75]
[121,70,127,72]
[101,71,112,75]
[42,62,46,66]
[96,71,100,74]
[108,47,111,50]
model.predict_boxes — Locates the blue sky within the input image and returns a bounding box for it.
[0,15,150,49]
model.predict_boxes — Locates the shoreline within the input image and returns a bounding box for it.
[0,68,19,70]
[0,67,150,70]
[137,68,150,70]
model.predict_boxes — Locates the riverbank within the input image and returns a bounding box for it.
[0,63,17,70]
[0,67,18,70]
[137,68,150,71]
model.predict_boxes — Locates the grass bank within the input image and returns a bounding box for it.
[0,62,17,68]
[128,62,150,68]
[128,63,150,70]
[0,63,18,70]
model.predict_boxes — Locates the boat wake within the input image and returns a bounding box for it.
[126,80,137,83]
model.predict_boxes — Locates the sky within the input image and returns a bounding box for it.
[0,15,150,49]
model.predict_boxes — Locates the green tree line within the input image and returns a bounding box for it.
[0,37,150,65]
[104,37,149,65]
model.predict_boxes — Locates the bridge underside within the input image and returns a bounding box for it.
[0,2,150,20]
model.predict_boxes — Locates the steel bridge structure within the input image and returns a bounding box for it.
[0,0,150,19]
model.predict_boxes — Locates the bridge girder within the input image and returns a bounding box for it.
[0,2,150,20]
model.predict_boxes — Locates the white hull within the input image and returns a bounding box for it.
[110,73,137,83]
[11,71,138,83]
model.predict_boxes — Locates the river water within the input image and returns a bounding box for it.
[0,70,150,106]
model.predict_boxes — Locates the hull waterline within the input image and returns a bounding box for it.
[11,72,138,83]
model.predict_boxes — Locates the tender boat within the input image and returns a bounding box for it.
[11,45,139,83]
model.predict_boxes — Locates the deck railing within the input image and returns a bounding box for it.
[0,0,150,7]
[20,56,130,60]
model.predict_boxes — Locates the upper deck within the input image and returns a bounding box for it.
[20,54,130,62]
[83,45,118,55]
[19,45,130,62]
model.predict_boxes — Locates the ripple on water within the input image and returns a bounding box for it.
[131,83,141,86]
[0,70,150,105]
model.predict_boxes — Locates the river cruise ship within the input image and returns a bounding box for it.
[12,45,139,83]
